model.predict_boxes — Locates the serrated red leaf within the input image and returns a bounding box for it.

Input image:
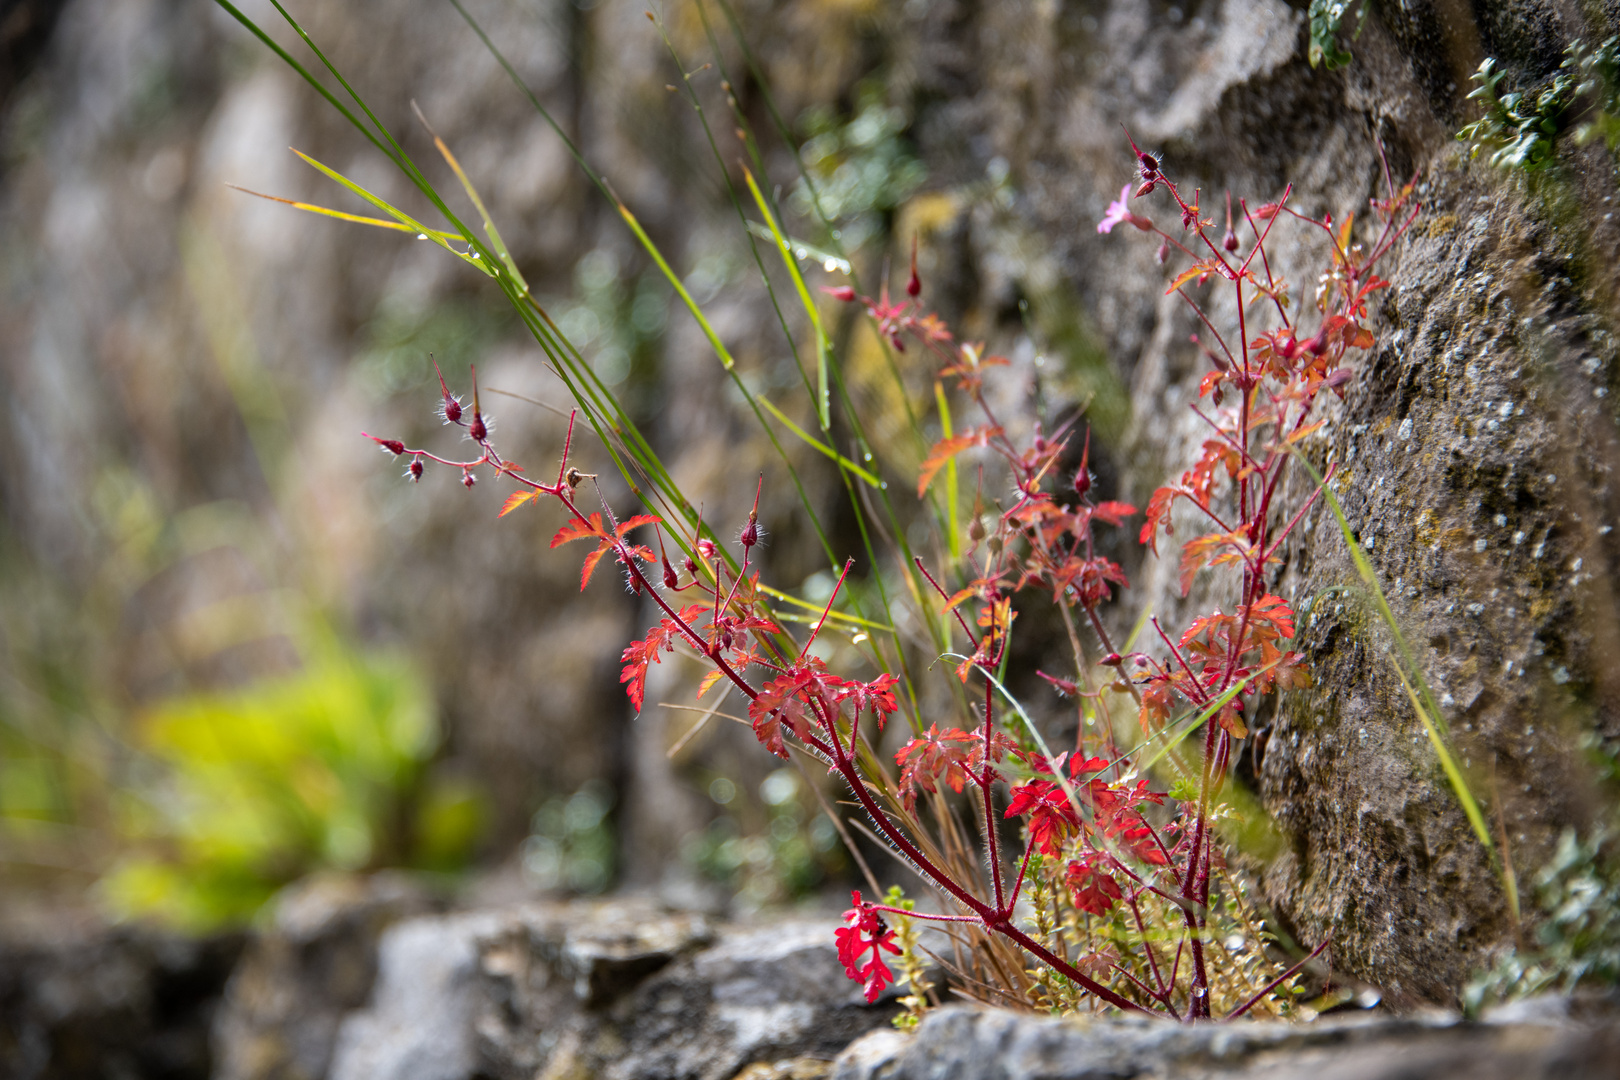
[917,426,1001,498]
[499,490,540,517]
[614,513,662,537]
[551,514,607,548]
[580,546,611,590]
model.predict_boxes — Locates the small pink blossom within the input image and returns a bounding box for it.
[1098,184,1153,234]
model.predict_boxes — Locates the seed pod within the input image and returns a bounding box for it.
[968,517,986,543]
[1101,652,1124,667]
[1223,229,1239,253]
[469,412,487,441]
[1072,468,1092,498]
[906,235,921,298]
[462,472,477,488]
[663,556,680,590]
[739,512,759,550]
[407,458,424,482]
[683,556,699,575]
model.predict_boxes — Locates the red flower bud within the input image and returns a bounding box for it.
[683,556,699,575]
[696,539,718,560]
[1135,180,1156,199]
[663,556,679,590]
[407,458,424,482]
[739,512,760,550]
[365,433,407,455]
[822,285,857,302]
[906,236,921,297]
[462,472,477,488]
[441,396,462,424]
[1155,241,1169,266]
[1101,652,1124,667]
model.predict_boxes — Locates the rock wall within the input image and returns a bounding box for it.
[4,0,1620,1008]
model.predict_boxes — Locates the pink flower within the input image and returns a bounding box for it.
[1098,184,1153,234]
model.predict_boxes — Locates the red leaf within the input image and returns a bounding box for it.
[1090,501,1138,527]
[579,546,611,590]
[1065,854,1123,915]
[1139,487,1177,553]
[894,725,979,810]
[551,514,607,548]
[620,622,676,712]
[1166,258,1219,294]
[917,426,1001,498]
[614,513,662,537]
[499,490,540,517]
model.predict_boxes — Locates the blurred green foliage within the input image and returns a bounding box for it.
[682,767,842,912]
[1458,38,1620,172]
[1307,0,1365,71]
[791,85,925,254]
[521,779,617,894]
[99,642,475,931]
[1465,826,1620,1012]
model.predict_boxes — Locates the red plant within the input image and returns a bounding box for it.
[363,135,1418,1020]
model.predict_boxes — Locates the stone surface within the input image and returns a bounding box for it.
[212,872,437,1080]
[351,897,894,1080]
[830,1003,1620,1080]
[0,907,241,1080]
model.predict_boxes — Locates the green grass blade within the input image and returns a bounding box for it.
[1291,450,1517,917]
[291,150,492,277]
[418,116,529,291]
[742,168,831,430]
[615,201,737,371]
[755,397,879,487]
[934,383,960,562]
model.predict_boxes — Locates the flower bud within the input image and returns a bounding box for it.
[1134,180,1156,199]
[739,512,760,550]
[407,458,424,482]
[663,555,679,590]
[683,556,699,575]
[462,472,477,488]
[696,539,718,560]
[1155,241,1169,266]
[441,396,462,424]
[1101,652,1124,667]
[822,285,857,302]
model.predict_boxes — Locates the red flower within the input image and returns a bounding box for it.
[835,891,901,1003]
